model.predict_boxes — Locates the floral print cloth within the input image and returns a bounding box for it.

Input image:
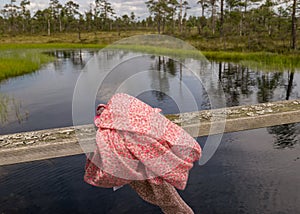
[84,93,201,190]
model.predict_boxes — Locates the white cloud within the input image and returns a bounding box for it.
[28,2,49,13]
[0,0,203,20]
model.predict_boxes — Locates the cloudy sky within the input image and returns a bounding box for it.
[0,0,202,20]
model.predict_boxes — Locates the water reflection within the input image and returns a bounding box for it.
[268,123,300,149]
[152,56,178,76]
[149,56,173,102]
[0,51,300,213]
[46,50,97,69]
[217,62,299,106]
[0,51,299,142]
[286,71,295,100]
[0,129,299,213]
[0,93,9,124]
[256,72,283,103]
[218,63,256,106]
[0,93,28,125]
[0,50,96,134]
[217,62,299,149]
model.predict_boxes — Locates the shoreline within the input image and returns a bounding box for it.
[0,43,300,81]
[1,32,300,81]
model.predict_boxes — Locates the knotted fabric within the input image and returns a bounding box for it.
[84,93,201,190]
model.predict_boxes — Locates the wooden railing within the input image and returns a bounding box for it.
[1,99,300,166]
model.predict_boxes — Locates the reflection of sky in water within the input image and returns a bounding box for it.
[0,50,299,135]
[97,55,207,114]
[0,51,94,134]
[0,50,299,213]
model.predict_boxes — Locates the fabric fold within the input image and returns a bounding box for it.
[84,93,201,190]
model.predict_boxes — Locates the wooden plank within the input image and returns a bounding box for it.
[1,100,300,166]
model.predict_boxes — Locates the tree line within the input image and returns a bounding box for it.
[0,0,299,51]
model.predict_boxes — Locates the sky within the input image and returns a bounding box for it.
[0,0,203,20]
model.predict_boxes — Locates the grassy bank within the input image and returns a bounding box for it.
[202,51,300,71]
[110,44,300,71]
[0,51,56,81]
[0,32,111,81]
[1,31,300,82]
[0,31,149,81]
[0,43,106,50]
[0,43,107,81]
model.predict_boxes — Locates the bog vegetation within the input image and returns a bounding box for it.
[0,0,299,52]
[0,0,300,80]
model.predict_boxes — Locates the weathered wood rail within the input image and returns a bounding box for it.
[1,99,300,166]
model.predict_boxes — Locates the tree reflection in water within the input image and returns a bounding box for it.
[218,62,297,105]
[46,50,96,70]
[149,56,178,101]
[218,62,299,149]
[256,72,283,103]
[286,70,295,100]
[257,69,298,149]
[218,62,256,106]
[268,123,300,149]
[155,56,178,76]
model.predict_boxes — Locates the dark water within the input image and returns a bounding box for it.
[0,50,299,213]
[0,50,300,134]
[0,130,299,214]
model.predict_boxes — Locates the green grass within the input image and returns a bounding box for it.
[0,51,56,81]
[109,44,300,71]
[1,31,300,82]
[0,43,106,50]
[0,31,142,81]
[110,44,206,60]
[0,31,154,47]
[0,42,108,81]
[202,51,300,71]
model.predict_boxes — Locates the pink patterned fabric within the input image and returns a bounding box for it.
[84,93,201,190]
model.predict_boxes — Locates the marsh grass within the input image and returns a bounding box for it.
[0,31,126,81]
[0,43,106,50]
[0,50,55,81]
[110,44,206,60]
[109,44,300,71]
[0,93,28,125]
[0,37,109,81]
[0,31,154,47]
[202,51,300,71]
[1,31,300,82]
[0,93,9,124]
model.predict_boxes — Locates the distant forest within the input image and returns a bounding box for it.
[0,0,299,51]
